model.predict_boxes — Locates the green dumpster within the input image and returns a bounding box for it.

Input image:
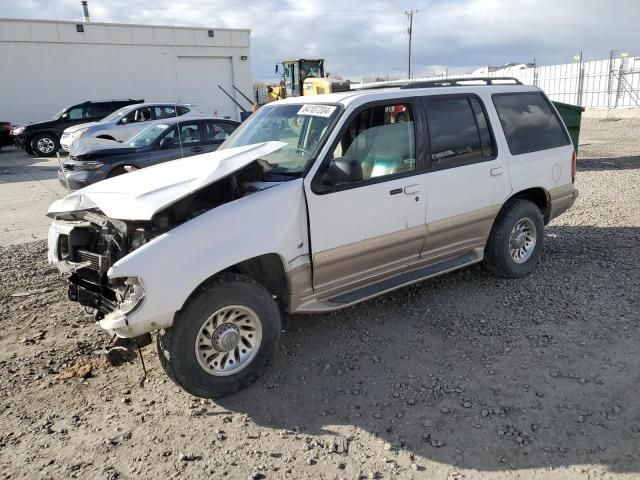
[552,101,585,153]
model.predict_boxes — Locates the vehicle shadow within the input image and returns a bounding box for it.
[578,155,640,172]
[216,225,640,473]
[0,146,64,183]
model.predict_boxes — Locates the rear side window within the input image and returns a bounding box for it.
[177,106,190,116]
[423,96,494,169]
[154,106,178,119]
[493,93,570,155]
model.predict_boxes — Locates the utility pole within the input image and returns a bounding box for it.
[405,10,417,79]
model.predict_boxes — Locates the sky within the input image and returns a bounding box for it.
[1,0,638,82]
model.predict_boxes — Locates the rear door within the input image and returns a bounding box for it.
[420,94,512,259]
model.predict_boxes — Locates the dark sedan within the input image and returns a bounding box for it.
[59,117,239,190]
[0,122,12,151]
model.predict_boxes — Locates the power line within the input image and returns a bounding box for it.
[405,9,417,79]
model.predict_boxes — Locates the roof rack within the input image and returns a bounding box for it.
[400,77,522,89]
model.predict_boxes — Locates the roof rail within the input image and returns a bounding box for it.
[400,77,522,89]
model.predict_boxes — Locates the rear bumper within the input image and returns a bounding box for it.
[548,184,579,222]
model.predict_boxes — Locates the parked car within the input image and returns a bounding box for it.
[47,79,578,398]
[59,103,197,152]
[0,122,12,151]
[10,99,143,157]
[59,117,240,189]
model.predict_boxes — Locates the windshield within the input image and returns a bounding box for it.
[219,103,339,174]
[52,108,66,120]
[128,123,171,147]
[102,107,132,123]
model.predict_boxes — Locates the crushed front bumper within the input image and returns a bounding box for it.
[48,220,173,338]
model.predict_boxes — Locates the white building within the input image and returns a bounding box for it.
[0,18,252,124]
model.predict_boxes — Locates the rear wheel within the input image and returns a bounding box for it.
[483,199,544,278]
[31,133,59,157]
[157,273,281,398]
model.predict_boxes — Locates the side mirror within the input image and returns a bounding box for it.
[315,157,362,193]
[159,137,174,149]
[120,117,129,125]
[61,113,70,120]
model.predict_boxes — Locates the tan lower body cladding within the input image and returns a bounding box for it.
[289,205,499,312]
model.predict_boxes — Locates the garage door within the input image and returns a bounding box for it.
[177,56,236,119]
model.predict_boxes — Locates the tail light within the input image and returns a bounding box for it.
[571,151,577,183]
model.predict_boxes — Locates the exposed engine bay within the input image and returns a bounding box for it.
[49,160,278,318]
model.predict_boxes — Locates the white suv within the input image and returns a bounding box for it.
[59,103,197,152]
[47,78,578,398]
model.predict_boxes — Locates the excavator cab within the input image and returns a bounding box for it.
[263,58,349,104]
[280,59,325,97]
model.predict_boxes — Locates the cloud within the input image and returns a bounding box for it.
[2,0,638,81]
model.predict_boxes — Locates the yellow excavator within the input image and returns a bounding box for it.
[264,58,350,103]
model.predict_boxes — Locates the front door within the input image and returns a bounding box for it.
[304,101,427,293]
[419,95,512,258]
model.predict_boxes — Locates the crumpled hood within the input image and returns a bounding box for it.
[64,122,97,134]
[48,141,286,221]
[69,137,134,157]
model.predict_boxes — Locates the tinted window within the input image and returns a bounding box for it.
[92,103,116,117]
[66,106,87,120]
[469,97,495,157]
[154,106,177,119]
[493,93,570,155]
[177,106,190,116]
[424,97,483,168]
[331,103,415,183]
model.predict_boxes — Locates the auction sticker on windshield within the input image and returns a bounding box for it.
[297,104,336,117]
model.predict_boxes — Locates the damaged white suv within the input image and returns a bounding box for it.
[48,79,578,397]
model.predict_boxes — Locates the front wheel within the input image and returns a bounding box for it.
[483,199,544,278]
[157,273,281,398]
[30,133,59,157]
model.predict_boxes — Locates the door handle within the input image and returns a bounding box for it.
[403,184,420,195]
[490,167,503,177]
[191,146,204,153]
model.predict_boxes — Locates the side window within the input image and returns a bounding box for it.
[424,97,484,168]
[331,103,416,183]
[469,97,496,158]
[154,106,177,119]
[177,106,190,116]
[133,107,152,122]
[492,93,570,155]
[66,106,86,120]
[93,103,115,118]
[205,122,236,143]
[177,122,202,146]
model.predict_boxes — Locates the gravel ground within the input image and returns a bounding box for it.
[0,118,639,480]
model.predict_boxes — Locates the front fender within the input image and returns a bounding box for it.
[107,179,309,334]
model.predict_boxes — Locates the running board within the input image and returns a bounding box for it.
[327,252,479,306]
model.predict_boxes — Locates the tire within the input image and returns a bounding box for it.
[107,166,127,178]
[483,199,544,278]
[24,142,34,155]
[157,273,281,398]
[30,133,59,157]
